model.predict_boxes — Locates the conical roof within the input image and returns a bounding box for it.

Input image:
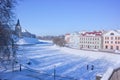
[16,19,20,27]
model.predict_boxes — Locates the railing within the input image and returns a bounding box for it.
[108,67,120,80]
[100,67,120,80]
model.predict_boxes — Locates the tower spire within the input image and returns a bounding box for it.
[15,19,22,37]
[16,19,20,26]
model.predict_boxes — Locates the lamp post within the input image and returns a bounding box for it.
[54,65,56,80]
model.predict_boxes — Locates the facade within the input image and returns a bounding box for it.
[79,31,103,49]
[65,33,70,44]
[69,32,80,49]
[103,30,120,51]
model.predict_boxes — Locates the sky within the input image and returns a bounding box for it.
[15,0,120,36]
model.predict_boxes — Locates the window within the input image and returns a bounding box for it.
[105,45,108,49]
[118,42,120,44]
[110,33,114,35]
[116,46,119,50]
[115,41,117,44]
[111,41,113,44]
[88,45,89,48]
[115,37,117,40]
[95,46,96,49]
[118,37,120,40]
[111,37,113,40]
[111,46,113,49]
[105,37,106,40]
[105,41,106,43]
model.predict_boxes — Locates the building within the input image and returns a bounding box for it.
[15,19,36,38]
[65,33,70,44]
[15,19,22,37]
[69,32,80,49]
[79,31,103,50]
[103,30,120,51]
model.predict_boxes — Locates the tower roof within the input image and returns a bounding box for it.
[16,19,20,26]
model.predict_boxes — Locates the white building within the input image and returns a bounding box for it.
[79,31,103,50]
[69,32,80,49]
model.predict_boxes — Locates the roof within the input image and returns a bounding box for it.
[103,30,120,36]
[81,31,102,36]
[16,19,21,27]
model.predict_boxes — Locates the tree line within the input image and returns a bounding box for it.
[37,35,66,47]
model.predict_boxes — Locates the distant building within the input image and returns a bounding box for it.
[15,19,22,37]
[14,19,36,38]
[65,33,70,43]
[22,29,36,38]
[69,32,80,49]
[103,30,120,51]
[79,31,103,49]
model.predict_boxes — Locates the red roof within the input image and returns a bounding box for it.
[81,31,102,36]
[65,33,70,35]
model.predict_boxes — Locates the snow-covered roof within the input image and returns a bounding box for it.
[22,27,27,33]
[103,30,120,36]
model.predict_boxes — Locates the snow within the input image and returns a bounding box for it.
[1,42,120,80]
[101,67,113,80]
[22,28,27,33]
[16,37,41,45]
[50,45,120,63]
[16,37,52,45]
[39,39,53,44]
[115,50,120,53]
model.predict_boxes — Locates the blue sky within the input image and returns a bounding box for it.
[15,0,120,36]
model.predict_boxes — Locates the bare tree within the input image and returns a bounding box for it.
[53,37,66,47]
[0,0,16,25]
[0,0,17,71]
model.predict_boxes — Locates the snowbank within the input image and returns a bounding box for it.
[101,67,113,80]
[39,40,53,43]
[16,37,53,45]
[16,37,40,45]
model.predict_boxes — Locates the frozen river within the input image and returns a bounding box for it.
[17,43,120,80]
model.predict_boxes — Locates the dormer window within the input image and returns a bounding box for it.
[110,33,114,35]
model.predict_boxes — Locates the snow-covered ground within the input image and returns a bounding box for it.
[16,37,51,45]
[1,39,120,80]
[16,37,40,45]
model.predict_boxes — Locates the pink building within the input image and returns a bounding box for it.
[103,30,120,51]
